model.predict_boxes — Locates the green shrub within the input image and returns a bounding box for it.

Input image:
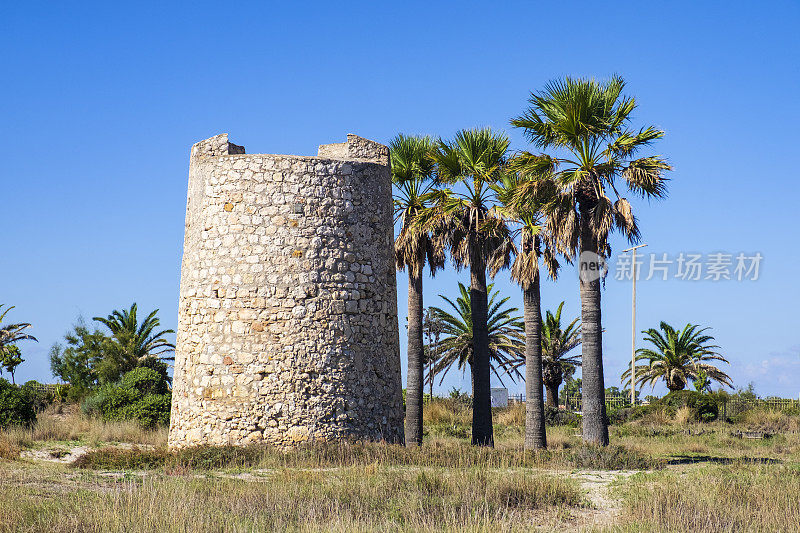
[657,390,719,422]
[20,380,56,411]
[121,367,168,396]
[607,404,655,425]
[120,393,171,428]
[0,379,36,428]
[544,406,581,427]
[82,368,171,428]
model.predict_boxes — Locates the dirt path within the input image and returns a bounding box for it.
[562,469,639,530]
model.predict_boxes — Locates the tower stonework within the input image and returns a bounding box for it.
[168,133,404,448]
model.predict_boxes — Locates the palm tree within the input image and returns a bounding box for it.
[491,172,559,449]
[541,302,581,407]
[391,134,445,446]
[0,305,37,384]
[420,128,511,446]
[511,76,671,445]
[93,304,175,380]
[429,282,524,387]
[0,304,38,348]
[622,322,731,392]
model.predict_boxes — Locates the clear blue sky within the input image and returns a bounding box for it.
[2,1,799,398]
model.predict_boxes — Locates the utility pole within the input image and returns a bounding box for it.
[422,309,442,400]
[622,243,647,405]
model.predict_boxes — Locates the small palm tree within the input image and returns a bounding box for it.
[511,76,671,445]
[0,305,37,384]
[93,304,175,380]
[0,304,38,348]
[419,127,511,446]
[429,283,524,388]
[622,322,732,392]
[541,302,581,407]
[391,133,445,446]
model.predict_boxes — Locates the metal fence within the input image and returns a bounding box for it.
[508,395,634,411]
[719,398,800,419]
[417,392,800,417]
[24,382,62,397]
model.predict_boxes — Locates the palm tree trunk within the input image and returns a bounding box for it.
[545,382,559,408]
[405,270,425,446]
[470,252,494,447]
[523,276,546,450]
[579,210,609,446]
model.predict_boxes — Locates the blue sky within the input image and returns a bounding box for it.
[2,1,799,398]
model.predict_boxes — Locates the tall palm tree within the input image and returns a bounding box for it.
[622,322,731,392]
[429,282,524,386]
[420,128,511,446]
[491,172,559,450]
[93,304,175,379]
[541,302,581,407]
[511,76,671,445]
[391,134,445,446]
[0,304,38,348]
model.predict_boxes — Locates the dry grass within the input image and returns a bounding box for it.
[0,465,582,532]
[611,463,800,532]
[71,438,664,472]
[673,406,697,425]
[495,403,525,426]
[0,435,20,461]
[4,400,800,531]
[422,398,472,426]
[2,409,167,449]
[736,407,800,433]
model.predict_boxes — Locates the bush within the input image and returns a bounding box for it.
[121,367,169,396]
[20,380,56,412]
[544,406,581,427]
[82,368,171,428]
[607,404,655,425]
[658,390,719,422]
[120,394,171,428]
[565,444,666,470]
[0,379,36,428]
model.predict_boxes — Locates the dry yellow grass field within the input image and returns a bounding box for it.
[1,401,799,532]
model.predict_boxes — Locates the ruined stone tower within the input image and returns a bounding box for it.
[168,133,404,448]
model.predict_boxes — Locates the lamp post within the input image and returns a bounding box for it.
[621,243,647,405]
[423,309,442,400]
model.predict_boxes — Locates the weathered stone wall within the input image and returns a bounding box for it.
[168,133,403,448]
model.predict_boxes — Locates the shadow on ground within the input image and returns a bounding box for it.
[667,455,782,465]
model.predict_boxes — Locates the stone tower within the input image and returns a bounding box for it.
[168,133,404,448]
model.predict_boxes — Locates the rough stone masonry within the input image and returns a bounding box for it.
[168,133,404,448]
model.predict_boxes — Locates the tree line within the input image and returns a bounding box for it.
[394,75,674,448]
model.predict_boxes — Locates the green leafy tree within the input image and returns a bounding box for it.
[391,134,445,446]
[93,304,175,382]
[420,128,511,446]
[429,282,524,388]
[622,322,732,392]
[0,345,24,384]
[511,76,671,445]
[50,320,112,395]
[541,302,581,407]
[560,377,581,406]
